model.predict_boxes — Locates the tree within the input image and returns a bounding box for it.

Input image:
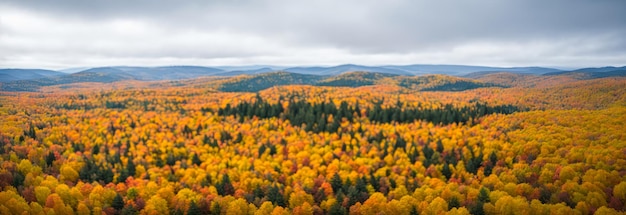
[143,195,168,214]
[127,156,136,177]
[217,174,235,196]
[192,153,202,166]
[35,186,51,206]
[449,196,461,209]
[256,202,274,215]
[355,177,369,203]
[120,205,137,215]
[426,197,448,215]
[60,165,79,182]
[112,193,124,210]
[331,173,343,193]
[478,187,490,203]
[46,151,55,166]
[442,163,452,180]
[436,140,444,153]
[12,172,24,188]
[328,200,347,215]
[166,152,177,166]
[267,185,286,207]
[470,201,485,215]
[289,190,314,209]
[188,201,202,215]
[77,202,91,215]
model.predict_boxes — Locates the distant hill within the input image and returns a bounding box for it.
[58,67,91,74]
[0,69,65,82]
[1,69,133,91]
[316,71,398,87]
[78,66,225,81]
[218,71,503,92]
[284,64,412,76]
[280,64,560,76]
[467,72,535,87]
[218,72,325,92]
[386,65,561,76]
[216,67,275,76]
[398,75,503,91]
[0,66,225,91]
[214,65,288,71]
[4,64,625,92]
[543,66,626,79]
[571,66,626,73]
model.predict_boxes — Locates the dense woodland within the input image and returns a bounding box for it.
[0,73,625,214]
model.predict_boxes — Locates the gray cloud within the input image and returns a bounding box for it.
[1,0,625,69]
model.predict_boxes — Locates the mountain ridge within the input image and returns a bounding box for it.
[1,64,624,92]
[543,66,626,79]
[0,69,65,82]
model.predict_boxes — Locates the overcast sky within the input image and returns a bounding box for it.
[1,0,625,70]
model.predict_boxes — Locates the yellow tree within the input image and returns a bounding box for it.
[142,195,169,215]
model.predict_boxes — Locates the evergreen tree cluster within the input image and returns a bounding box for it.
[217,97,524,132]
[218,96,354,133]
[79,157,114,184]
[105,100,127,109]
[366,102,522,125]
[216,174,235,196]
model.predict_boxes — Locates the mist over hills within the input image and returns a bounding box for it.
[76,66,226,81]
[1,64,624,92]
[0,69,65,82]
[383,65,561,76]
[543,66,626,79]
[284,64,413,76]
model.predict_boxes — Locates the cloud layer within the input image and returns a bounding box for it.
[1,0,625,69]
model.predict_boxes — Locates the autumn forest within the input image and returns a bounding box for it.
[1,71,625,215]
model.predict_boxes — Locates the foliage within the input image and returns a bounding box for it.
[0,75,624,214]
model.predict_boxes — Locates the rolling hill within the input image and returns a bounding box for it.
[77,66,225,81]
[397,74,503,91]
[216,67,275,76]
[2,64,624,92]
[316,71,398,87]
[543,66,626,79]
[284,64,412,76]
[218,72,325,92]
[384,65,561,76]
[0,69,65,82]
[0,66,225,91]
[217,71,504,92]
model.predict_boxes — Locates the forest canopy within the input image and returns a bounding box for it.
[0,74,625,214]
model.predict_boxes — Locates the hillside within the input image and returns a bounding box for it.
[2,65,623,92]
[0,69,64,82]
[218,71,325,92]
[284,64,412,76]
[384,65,561,76]
[216,67,275,76]
[543,66,626,79]
[0,69,514,93]
[216,72,504,92]
[316,71,398,87]
[0,68,137,91]
[397,74,503,91]
[0,66,225,91]
[78,66,225,81]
